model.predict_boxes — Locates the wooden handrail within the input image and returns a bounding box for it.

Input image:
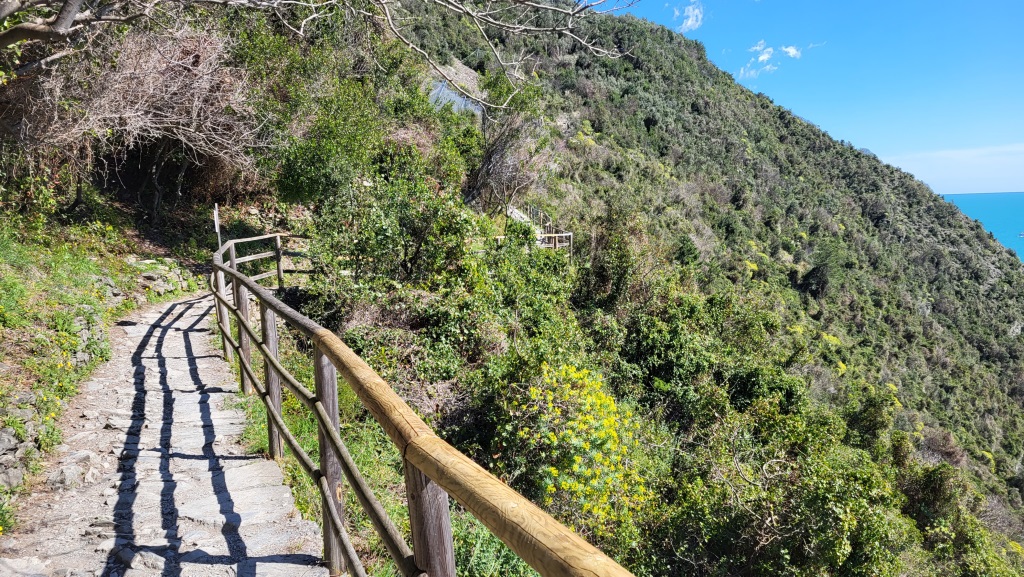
[210,287,419,577]
[211,233,633,577]
[234,250,277,264]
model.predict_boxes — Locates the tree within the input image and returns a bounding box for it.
[468,114,549,217]
[0,24,259,221]
[1,0,632,105]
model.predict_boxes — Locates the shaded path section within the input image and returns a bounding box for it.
[0,295,325,577]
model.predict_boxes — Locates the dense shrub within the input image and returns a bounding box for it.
[494,363,655,545]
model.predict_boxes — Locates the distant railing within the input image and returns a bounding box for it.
[490,232,574,253]
[505,205,573,254]
[209,234,632,577]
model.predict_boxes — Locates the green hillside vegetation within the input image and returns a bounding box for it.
[5,3,1024,576]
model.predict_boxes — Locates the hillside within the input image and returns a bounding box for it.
[398,8,1024,573]
[531,14,1024,499]
[4,4,1024,575]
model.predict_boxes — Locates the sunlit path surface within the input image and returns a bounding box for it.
[0,296,325,577]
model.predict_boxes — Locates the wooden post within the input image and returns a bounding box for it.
[274,235,285,291]
[404,460,456,577]
[214,270,234,363]
[315,346,345,577]
[230,245,252,394]
[261,302,283,460]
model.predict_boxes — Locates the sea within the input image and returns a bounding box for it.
[944,192,1024,260]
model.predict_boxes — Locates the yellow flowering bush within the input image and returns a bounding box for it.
[496,363,652,542]
[821,331,842,348]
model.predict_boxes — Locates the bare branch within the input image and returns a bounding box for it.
[0,22,69,47]
[13,47,75,74]
[3,0,631,112]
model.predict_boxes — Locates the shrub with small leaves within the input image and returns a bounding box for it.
[495,363,652,545]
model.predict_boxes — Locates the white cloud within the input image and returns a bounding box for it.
[677,1,703,33]
[738,61,780,79]
[672,6,680,20]
[781,45,801,58]
[740,40,802,78]
[807,41,827,49]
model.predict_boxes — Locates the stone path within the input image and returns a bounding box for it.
[0,295,326,577]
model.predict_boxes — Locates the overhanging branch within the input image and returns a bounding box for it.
[0,22,68,47]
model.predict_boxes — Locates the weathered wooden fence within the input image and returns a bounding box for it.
[505,205,573,254]
[210,233,632,577]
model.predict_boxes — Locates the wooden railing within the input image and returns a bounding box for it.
[210,234,633,577]
[490,232,574,253]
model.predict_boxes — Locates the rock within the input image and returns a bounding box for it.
[141,272,161,281]
[114,546,136,567]
[47,463,84,490]
[0,463,24,489]
[151,281,173,296]
[0,557,48,576]
[8,407,33,421]
[16,441,36,459]
[83,467,100,484]
[66,450,100,467]
[135,550,166,570]
[110,546,165,570]
[180,530,208,546]
[1,465,24,487]
[0,428,19,452]
[15,391,36,405]
[72,351,91,366]
[0,360,11,374]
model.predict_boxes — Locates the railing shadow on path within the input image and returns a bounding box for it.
[100,296,319,577]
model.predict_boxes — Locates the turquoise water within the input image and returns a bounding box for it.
[944,192,1024,259]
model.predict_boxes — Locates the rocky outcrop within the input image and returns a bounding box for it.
[128,257,195,301]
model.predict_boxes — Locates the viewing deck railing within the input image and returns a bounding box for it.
[210,233,632,577]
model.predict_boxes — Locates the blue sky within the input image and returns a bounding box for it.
[623,0,1024,194]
